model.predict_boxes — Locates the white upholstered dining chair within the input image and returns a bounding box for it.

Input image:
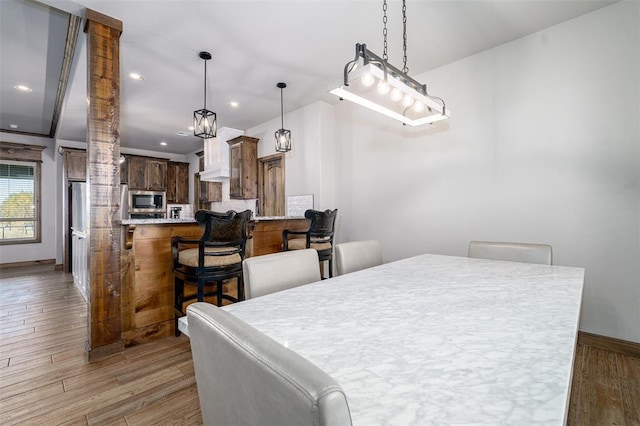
[335,240,383,276]
[467,241,553,265]
[242,249,321,299]
[187,302,352,426]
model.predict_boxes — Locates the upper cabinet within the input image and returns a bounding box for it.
[127,156,167,191]
[228,135,259,199]
[167,161,190,204]
[63,149,87,182]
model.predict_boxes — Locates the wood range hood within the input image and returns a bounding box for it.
[199,127,244,182]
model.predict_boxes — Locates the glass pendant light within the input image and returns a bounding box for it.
[275,82,291,152]
[193,51,217,139]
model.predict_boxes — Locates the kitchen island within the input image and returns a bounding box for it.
[120,216,309,345]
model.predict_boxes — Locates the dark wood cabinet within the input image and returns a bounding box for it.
[127,156,167,191]
[228,135,259,199]
[167,162,189,204]
[200,178,222,203]
[64,149,87,181]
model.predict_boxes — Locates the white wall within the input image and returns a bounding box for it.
[328,1,639,343]
[247,101,337,211]
[0,133,59,264]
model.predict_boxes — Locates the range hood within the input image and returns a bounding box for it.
[199,127,244,182]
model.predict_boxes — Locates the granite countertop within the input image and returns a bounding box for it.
[120,216,305,225]
[252,216,305,221]
[119,218,198,225]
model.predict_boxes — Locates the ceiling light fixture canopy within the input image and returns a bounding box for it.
[194,51,217,139]
[275,82,291,152]
[330,0,449,126]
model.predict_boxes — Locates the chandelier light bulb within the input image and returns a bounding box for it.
[390,88,403,102]
[377,80,390,95]
[361,72,375,87]
[413,101,425,113]
[402,94,414,108]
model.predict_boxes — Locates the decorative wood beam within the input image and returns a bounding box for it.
[84,8,124,361]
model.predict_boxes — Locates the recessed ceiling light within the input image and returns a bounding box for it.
[230,101,239,108]
[128,72,144,81]
[9,124,19,129]
[176,131,190,137]
[160,141,167,146]
[14,85,32,92]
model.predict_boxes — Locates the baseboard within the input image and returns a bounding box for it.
[55,263,64,271]
[0,258,56,270]
[578,331,640,358]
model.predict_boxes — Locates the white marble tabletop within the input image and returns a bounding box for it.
[222,253,585,425]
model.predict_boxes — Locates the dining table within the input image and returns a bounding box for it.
[184,253,585,424]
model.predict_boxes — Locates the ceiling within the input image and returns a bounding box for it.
[1,0,619,155]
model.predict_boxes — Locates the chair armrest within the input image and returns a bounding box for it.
[171,236,200,245]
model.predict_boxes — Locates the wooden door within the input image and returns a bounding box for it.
[258,153,285,216]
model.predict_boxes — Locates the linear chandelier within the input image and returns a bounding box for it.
[330,1,449,126]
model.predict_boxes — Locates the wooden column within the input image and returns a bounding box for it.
[84,9,124,360]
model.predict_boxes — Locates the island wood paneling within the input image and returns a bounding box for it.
[121,223,202,346]
[247,218,309,257]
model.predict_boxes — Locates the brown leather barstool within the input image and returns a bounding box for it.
[282,209,337,279]
[172,209,251,336]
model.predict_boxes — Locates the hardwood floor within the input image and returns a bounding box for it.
[1,266,638,425]
[0,266,201,425]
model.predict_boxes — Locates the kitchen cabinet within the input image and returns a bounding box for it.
[64,149,87,181]
[166,162,190,204]
[199,177,222,203]
[194,151,222,207]
[127,156,167,191]
[228,135,259,199]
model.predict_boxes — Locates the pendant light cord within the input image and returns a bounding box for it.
[280,86,284,129]
[382,0,388,61]
[402,0,408,74]
[203,59,207,110]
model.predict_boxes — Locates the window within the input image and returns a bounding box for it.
[0,142,44,245]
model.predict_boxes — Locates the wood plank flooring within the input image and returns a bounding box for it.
[1,266,638,425]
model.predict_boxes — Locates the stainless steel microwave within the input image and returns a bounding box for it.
[129,190,166,214]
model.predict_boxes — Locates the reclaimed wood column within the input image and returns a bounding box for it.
[84,9,124,360]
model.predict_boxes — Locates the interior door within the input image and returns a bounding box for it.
[258,153,285,217]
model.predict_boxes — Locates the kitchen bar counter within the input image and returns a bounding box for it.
[119,216,310,344]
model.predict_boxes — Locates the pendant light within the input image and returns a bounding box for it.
[275,82,291,152]
[193,51,217,138]
[330,0,450,126]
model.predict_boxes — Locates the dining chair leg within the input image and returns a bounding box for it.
[197,278,205,302]
[174,276,184,337]
[217,280,223,306]
[237,275,244,301]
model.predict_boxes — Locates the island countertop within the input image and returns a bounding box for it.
[119,216,305,225]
